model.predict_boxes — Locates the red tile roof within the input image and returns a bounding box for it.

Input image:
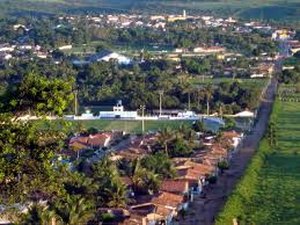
[160,180,189,194]
[69,133,111,150]
[151,192,184,208]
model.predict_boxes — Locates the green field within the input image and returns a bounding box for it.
[70,120,195,133]
[191,77,268,87]
[35,118,224,134]
[2,0,300,23]
[216,92,300,224]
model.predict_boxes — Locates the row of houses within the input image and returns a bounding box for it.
[101,130,243,225]
[0,43,49,62]
[63,127,242,224]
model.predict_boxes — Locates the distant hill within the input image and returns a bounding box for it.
[1,0,299,22]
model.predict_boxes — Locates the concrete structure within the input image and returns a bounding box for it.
[99,101,138,119]
[89,50,131,65]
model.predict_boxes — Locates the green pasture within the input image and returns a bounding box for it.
[217,91,300,224]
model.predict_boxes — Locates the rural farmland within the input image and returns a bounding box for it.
[216,93,300,224]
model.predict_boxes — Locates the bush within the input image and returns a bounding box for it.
[218,160,229,172]
[100,212,115,222]
[206,175,217,184]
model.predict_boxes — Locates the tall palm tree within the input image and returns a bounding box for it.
[216,101,225,118]
[157,127,174,156]
[204,84,213,116]
[179,75,193,110]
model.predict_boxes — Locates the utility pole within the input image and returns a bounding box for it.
[206,99,210,116]
[159,90,164,117]
[188,91,191,111]
[219,105,223,119]
[74,89,78,116]
[140,105,145,134]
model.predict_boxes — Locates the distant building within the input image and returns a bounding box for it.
[193,46,225,53]
[99,100,138,119]
[88,50,131,65]
[58,45,72,50]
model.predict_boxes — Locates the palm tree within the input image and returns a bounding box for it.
[51,195,95,225]
[105,178,128,208]
[179,75,193,110]
[130,159,161,195]
[20,204,58,225]
[144,171,161,195]
[216,101,225,118]
[204,84,213,116]
[157,127,174,156]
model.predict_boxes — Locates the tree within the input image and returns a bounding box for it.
[157,127,175,156]
[91,157,128,207]
[141,152,176,179]
[193,120,206,133]
[105,179,127,208]
[21,204,56,225]
[204,84,213,116]
[170,136,193,158]
[218,160,229,173]
[87,127,99,135]
[3,72,74,116]
[130,159,161,195]
[0,114,67,204]
[50,195,95,225]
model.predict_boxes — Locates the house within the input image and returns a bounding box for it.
[160,180,189,195]
[125,203,172,225]
[111,147,149,161]
[193,46,226,54]
[0,44,15,52]
[69,133,112,151]
[58,45,72,50]
[151,191,187,214]
[251,63,274,77]
[222,131,243,152]
[175,159,217,193]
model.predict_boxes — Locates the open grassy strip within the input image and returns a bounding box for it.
[216,98,300,224]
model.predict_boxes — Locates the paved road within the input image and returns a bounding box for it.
[179,78,278,225]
